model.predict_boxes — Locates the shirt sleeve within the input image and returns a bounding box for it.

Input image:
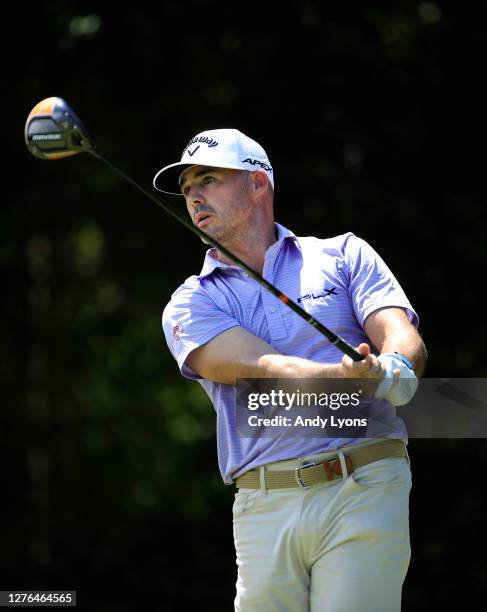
[162,282,240,380]
[342,234,419,329]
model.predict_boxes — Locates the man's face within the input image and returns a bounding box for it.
[180,166,254,245]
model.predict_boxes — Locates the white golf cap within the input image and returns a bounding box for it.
[153,128,274,195]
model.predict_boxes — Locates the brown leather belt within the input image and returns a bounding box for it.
[235,439,407,489]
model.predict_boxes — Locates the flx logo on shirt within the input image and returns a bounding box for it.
[297,287,337,304]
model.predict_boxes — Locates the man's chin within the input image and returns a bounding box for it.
[199,230,219,246]
[199,227,226,247]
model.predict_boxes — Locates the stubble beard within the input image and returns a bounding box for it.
[201,175,256,249]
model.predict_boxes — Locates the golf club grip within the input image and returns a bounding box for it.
[334,338,363,361]
[89,150,364,362]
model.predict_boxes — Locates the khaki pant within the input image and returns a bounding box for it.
[233,450,412,612]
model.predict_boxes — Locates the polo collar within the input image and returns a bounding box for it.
[198,222,298,278]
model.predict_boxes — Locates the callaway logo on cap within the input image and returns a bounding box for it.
[153,128,274,195]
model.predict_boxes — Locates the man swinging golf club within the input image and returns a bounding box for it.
[155,128,427,612]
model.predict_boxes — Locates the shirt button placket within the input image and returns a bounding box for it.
[262,246,288,340]
[262,292,287,341]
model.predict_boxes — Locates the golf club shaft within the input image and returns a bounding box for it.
[89,150,362,361]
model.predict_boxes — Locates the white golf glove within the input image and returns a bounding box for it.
[375,352,418,406]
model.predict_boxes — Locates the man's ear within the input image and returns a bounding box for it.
[251,170,269,194]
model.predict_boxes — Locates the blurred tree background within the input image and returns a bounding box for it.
[2,1,487,610]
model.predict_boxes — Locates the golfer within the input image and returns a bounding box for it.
[154,128,427,612]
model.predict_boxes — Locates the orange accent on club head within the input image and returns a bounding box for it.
[45,151,79,159]
[27,97,58,120]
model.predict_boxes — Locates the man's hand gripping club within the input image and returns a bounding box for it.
[342,343,418,406]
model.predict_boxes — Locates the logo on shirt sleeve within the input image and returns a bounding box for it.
[173,324,184,341]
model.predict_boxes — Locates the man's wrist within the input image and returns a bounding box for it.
[393,351,414,371]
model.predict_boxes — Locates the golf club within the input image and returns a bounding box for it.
[25,97,362,361]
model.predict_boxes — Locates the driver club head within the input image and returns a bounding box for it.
[25,97,94,160]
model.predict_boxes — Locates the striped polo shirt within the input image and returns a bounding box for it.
[162,223,418,484]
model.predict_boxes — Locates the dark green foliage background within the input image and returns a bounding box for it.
[2,1,487,609]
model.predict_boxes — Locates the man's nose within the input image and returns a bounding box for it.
[188,185,205,208]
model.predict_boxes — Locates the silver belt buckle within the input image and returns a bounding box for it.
[294,461,317,488]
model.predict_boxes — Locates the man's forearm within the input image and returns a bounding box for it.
[256,353,345,379]
[364,308,428,377]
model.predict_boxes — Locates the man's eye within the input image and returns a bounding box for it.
[202,175,215,184]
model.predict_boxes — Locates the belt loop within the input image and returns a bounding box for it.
[404,443,411,468]
[337,449,349,480]
[259,466,267,494]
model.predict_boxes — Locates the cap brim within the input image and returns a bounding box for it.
[153,160,259,196]
[153,162,196,196]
